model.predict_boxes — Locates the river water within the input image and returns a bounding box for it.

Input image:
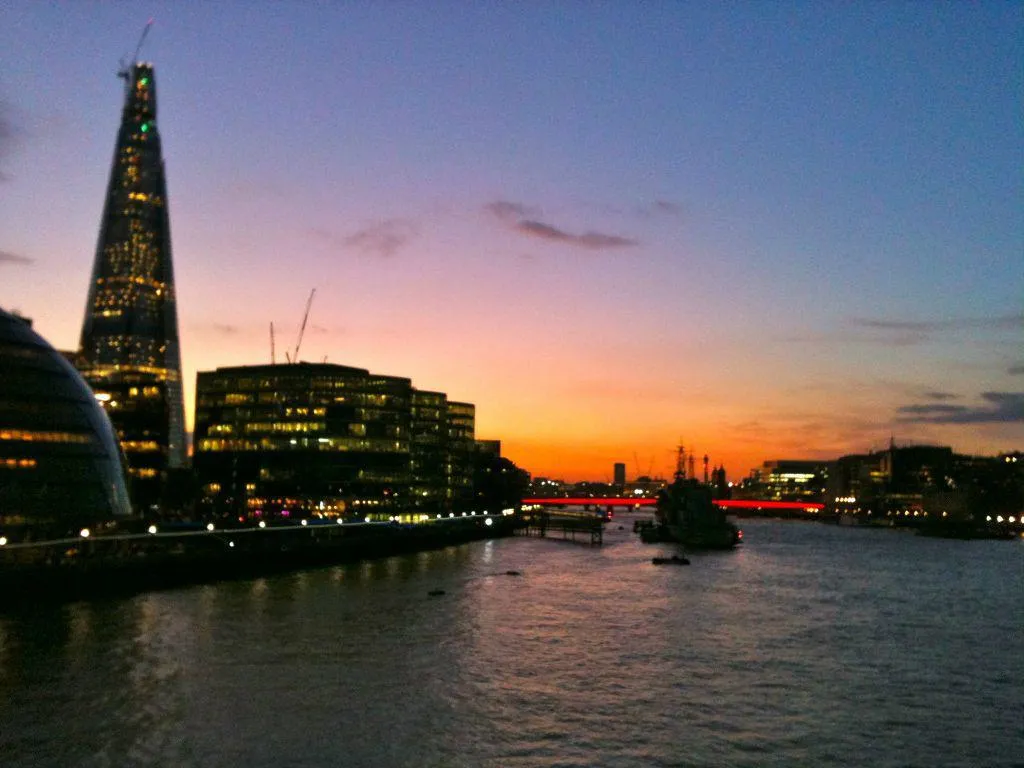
[1,516,1021,767]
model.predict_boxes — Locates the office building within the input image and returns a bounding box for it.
[77,62,186,512]
[613,462,626,487]
[447,401,476,505]
[0,309,131,539]
[193,363,475,520]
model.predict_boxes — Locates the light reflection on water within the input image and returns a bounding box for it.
[0,518,1021,767]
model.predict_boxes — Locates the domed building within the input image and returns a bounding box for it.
[0,308,131,541]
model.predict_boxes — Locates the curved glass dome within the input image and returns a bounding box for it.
[0,308,131,538]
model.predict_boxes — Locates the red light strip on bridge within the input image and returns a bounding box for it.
[715,499,823,511]
[523,497,823,511]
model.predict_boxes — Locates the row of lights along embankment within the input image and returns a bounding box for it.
[0,509,517,547]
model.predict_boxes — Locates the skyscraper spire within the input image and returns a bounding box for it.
[79,61,186,511]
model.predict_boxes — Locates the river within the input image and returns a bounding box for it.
[1,515,1021,767]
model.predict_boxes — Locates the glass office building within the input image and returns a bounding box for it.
[78,62,186,512]
[194,363,476,521]
[0,309,131,540]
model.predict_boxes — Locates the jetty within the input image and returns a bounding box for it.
[516,509,603,545]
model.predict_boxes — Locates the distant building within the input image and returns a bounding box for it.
[193,363,475,520]
[711,465,730,498]
[528,477,567,497]
[475,440,501,457]
[447,402,476,506]
[624,476,667,498]
[411,390,448,512]
[0,308,131,540]
[827,443,957,519]
[613,462,626,487]
[745,460,828,502]
[76,62,186,512]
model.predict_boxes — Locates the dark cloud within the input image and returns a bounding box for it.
[0,100,19,183]
[487,200,638,250]
[0,249,32,265]
[852,313,1023,333]
[796,313,1024,348]
[341,219,417,258]
[516,220,568,241]
[652,200,682,215]
[577,231,638,249]
[635,200,684,219]
[780,330,928,347]
[485,201,538,222]
[896,392,1024,424]
[1009,364,1024,376]
[923,391,959,401]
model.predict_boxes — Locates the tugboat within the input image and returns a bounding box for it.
[644,446,742,550]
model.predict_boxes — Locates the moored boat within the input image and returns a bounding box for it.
[651,450,741,549]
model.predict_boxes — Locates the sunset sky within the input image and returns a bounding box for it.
[1,3,1021,482]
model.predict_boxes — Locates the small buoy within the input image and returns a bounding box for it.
[428,589,446,596]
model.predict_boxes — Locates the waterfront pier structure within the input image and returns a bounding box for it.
[77,60,186,513]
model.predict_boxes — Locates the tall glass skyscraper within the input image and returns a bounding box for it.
[78,62,186,511]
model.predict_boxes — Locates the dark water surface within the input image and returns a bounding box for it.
[1,517,1021,767]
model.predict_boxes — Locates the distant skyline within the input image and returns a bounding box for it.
[1,3,1021,481]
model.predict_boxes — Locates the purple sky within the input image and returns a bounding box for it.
[1,2,1021,480]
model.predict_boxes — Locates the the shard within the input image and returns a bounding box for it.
[78,61,185,512]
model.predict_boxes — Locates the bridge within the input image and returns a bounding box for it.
[523,497,824,514]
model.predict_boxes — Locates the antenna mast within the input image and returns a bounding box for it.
[270,322,276,365]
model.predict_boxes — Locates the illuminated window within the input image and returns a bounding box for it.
[0,458,37,469]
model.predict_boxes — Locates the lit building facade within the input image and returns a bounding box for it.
[826,444,956,518]
[194,364,476,520]
[745,460,828,501]
[77,62,186,512]
[475,440,501,458]
[0,309,131,539]
[447,401,476,506]
[411,390,448,511]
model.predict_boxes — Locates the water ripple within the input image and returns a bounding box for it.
[0,519,1021,767]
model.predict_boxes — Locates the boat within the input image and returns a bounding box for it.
[646,447,742,550]
[651,555,690,565]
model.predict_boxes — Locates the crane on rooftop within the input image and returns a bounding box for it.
[285,288,317,364]
[118,19,154,81]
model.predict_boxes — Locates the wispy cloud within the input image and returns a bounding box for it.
[923,391,959,401]
[0,101,13,183]
[896,391,1024,424]
[632,200,684,219]
[340,219,418,258]
[485,201,538,222]
[852,313,1022,334]
[1009,364,1024,376]
[516,219,638,249]
[788,313,1023,348]
[485,199,638,250]
[781,330,928,348]
[0,249,32,265]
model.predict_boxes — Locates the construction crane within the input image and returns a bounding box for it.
[287,288,316,364]
[118,19,154,80]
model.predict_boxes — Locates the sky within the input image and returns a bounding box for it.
[1,2,1021,482]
